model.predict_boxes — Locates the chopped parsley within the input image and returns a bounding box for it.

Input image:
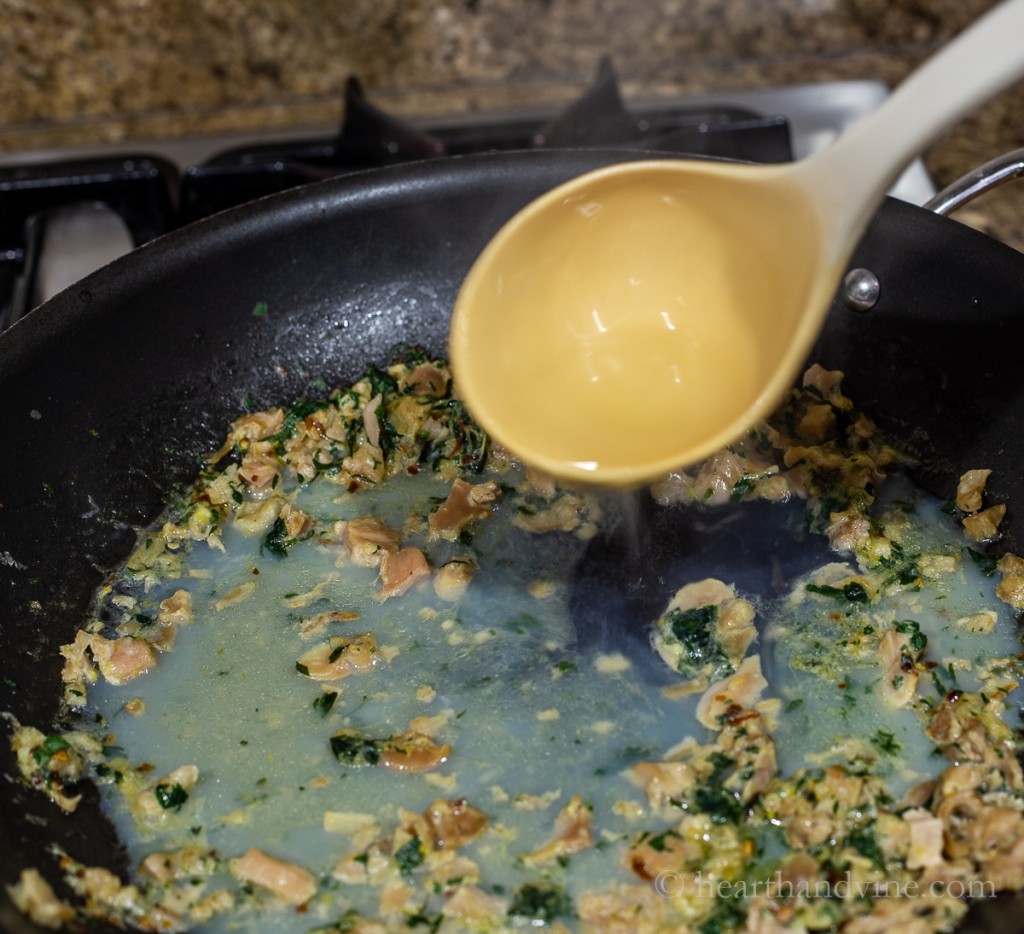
[805,581,870,603]
[364,363,398,399]
[507,883,573,924]
[645,829,681,852]
[312,691,338,717]
[705,751,734,783]
[693,785,743,824]
[32,734,70,768]
[429,399,487,473]
[154,782,189,811]
[661,604,733,681]
[329,733,381,767]
[404,912,443,932]
[393,836,424,876]
[870,730,902,755]
[261,517,312,558]
[699,895,748,934]
[967,547,998,577]
[729,475,758,502]
[846,824,885,869]
[261,398,324,455]
[894,619,928,653]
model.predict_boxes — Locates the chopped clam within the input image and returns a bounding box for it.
[956,468,992,513]
[696,656,768,728]
[878,626,921,708]
[433,557,476,601]
[157,589,193,626]
[428,478,500,541]
[7,869,75,929]
[341,515,401,567]
[230,848,317,905]
[89,634,156,685]
[378,546,431,601]
[962,503,1006,542]
[522,794,593,865]
[379,731,451,773]
[298,632,379,681]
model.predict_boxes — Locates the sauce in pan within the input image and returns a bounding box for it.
[9,353,1024,934]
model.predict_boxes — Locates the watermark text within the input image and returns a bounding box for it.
[654,870,995,901]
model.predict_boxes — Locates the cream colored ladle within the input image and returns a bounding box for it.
[449,0,1024,488]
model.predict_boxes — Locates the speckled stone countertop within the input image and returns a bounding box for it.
[2,0,1023,248]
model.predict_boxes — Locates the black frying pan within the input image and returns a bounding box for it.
[2,150,1024,933]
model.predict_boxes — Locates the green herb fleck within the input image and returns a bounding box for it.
[806,581,869,603]
[364,363,398,399]
[646,829,680,852]
[846,824,885,868]
[405,911,443,932]
[729,476,758,502]
[393,836,424,876]
[507,612,540,634]
[313,691,338,717]
[693,785,743,824]
[662,604,733,681]
[261,516,312,558]
[154,782,189,811]
[699,895,748,934]
[894,619,927,653]
[967,548,998,577]
[870,730,902,755]
[507,883,573,924]
[329,733,381,767]
[706,751,734,783]
[32,734,70,767]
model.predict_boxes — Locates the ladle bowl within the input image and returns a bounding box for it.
[449,0,1024,488]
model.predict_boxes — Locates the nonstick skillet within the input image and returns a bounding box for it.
[2,149,1024,933]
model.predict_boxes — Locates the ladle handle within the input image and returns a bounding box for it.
[810,0,1024,233]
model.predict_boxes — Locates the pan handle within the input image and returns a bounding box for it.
[923,147,1024,215]
[842,148,1024,313]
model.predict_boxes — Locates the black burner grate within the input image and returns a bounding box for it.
[181,59,790,222]
[0,59,792,330]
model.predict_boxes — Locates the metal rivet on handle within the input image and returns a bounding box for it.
[842,268,880,312]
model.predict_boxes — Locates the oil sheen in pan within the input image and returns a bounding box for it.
[83,462,1020,934]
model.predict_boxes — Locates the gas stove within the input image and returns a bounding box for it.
[0,60,934,333]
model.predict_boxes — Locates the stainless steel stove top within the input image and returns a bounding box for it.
[0,77,934,322]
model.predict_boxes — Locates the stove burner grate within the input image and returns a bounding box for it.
[0,59,792,330]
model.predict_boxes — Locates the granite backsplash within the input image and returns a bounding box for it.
[2,0,1023,248]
